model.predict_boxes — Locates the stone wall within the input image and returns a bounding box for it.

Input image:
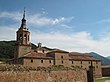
[0,69,87,82]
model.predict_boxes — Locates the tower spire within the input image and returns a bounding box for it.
[23,7,25,19]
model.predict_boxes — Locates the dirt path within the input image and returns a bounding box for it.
[105,80,110,82]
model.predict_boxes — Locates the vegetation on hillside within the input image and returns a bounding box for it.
[0,41,37,61]
[0,41,54,61]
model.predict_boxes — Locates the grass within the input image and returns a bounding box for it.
[96,77,110,82]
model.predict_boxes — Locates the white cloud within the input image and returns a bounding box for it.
[0,11,74,26]
[0,24,110,57]
[0,25,17,40]
[0,11,22,21]
[1,11,110,57]
[31,31,110,57]
[27,15,74,26]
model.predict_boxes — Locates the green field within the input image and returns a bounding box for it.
[96,77,110,82]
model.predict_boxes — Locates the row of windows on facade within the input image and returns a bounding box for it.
[30,59,98,65]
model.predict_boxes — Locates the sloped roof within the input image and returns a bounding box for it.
[22,50,53,59]
[69,52,100,61]
[47,49,69,54]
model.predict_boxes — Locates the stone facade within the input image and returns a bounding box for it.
[0,70,87,82]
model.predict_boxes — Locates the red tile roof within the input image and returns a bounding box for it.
[47,49,69,54]
[23,50,53,59]
[69,52,100,61]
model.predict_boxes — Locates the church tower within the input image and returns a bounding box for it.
[15,10,31,58]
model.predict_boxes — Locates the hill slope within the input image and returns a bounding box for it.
[0,41,110,65]
[88,52,110,65]
[106,56,110,59]
[0,41,37,61]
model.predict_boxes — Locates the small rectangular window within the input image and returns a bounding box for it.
[62,60,63,64]
[81,61,82,64]
[96,61,98,64]
[31,59,33,63]
[72,61,73,64]
[41,60,43,63]
[49,60,51,63]
[96,66,98,68]
[61,56,63,59]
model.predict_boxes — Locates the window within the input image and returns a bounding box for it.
[72,61,73,64]
[24,34,26,37]
[61,61,63,64]
[89,61,90,64]
[61,56,63,59]
[43,50,44,53]
[96,61,98,64]
[41,60,43,63]
[49,60,51,63]
[24,34,26,40]
[96,66,98,68]
[19,34,22,40]
[31,59,33,63]
[81,61,82,64]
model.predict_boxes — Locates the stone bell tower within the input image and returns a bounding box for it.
[15,10,31,58]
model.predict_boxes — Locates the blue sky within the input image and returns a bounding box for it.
[1,0,110,56]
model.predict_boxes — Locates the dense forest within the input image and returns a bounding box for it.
[0,41,37,61]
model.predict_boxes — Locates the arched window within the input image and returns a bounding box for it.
[19,34,22,40]
[24,34,26,39]
[24,34,27,43]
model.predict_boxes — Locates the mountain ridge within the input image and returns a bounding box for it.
[0,41,110,65]
[87,52,110,65]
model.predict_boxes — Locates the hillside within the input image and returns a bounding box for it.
[106,56,110,59]
[0,41,110,65]
[87,52,110,65]
[0,41,54,61]
[0,41,37,61]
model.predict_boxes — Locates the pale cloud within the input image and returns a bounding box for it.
[0,25,17,40]
[0,11,22,21]
[1,11,110,57]
[0,24,110,57]
[0,11,74,26]
[31,31,110,57]
[27,15,74,26]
